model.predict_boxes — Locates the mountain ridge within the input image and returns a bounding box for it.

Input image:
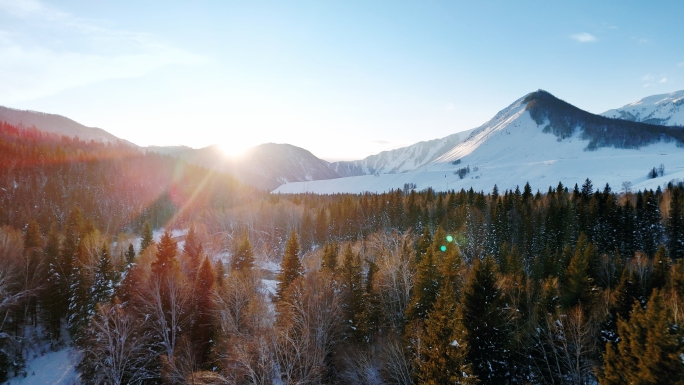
[275,90,684,195]
[0,105,135,146]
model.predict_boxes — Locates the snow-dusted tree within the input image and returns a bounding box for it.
[600,289,684,384]
[90,242,115,314]
[461,256,513,384]
[78,303,153,384]
[276,230,302,303]
[415,282,475,385]
[139,221,154,256]
[231,231,255,271]
[191,257,215,367]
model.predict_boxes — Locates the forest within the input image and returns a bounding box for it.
[2,120,684,384]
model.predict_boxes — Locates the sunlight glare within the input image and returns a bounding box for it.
[219,141,248,158]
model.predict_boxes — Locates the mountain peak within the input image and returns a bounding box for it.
[601,90,684,126]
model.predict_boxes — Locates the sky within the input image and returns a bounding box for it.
[0,0,683,161]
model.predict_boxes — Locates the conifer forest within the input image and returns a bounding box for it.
[3,121,684,384]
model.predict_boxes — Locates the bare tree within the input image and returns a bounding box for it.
[274,271,343,384]
[79,303,153,384]
[139,272,189,361]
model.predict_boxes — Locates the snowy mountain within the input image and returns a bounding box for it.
[331,129,475,176]
[0,105,134,145]
[601,90,684,126]
[274,90,684,195]
[150,131,476,190]
[164,143,342,191]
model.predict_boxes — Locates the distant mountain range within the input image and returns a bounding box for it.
[3,89,684,192]
[601,90,684,126]
[275,90,684,194]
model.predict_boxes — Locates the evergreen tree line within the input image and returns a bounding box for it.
[1,178,684,382]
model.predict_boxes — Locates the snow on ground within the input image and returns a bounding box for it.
[6,348,79,385]
[274,99,684,195]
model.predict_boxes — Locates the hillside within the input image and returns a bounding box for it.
[331,129,475,176]
[0,106,134,145]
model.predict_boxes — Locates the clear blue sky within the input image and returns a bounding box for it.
[1,0,683,160]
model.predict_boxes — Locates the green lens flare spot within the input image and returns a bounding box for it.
[440,245,447,252]
[446,235,454,243]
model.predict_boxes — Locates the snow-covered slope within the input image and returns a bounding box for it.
[274,91,684,195]
[601,90,684,126]
[0,105,135,145]
[331,129,474,176]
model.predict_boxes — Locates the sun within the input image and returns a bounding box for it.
[218,141,248,158]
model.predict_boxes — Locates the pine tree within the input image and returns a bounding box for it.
[406,247,440,322]
[275,230,302,302]
[24,219,42,250]
[461,256,512,384]
[601,267,644,344]
[667,187,684,259]
[22,219,43,326]
[561,236,594,308]
[43,222,63,338]
[339,244,365,341]
[600,289,684,384]
[140,221,154,255]
[192,257,216,367]
[68,241,90,342]
[416,226,432,264]
[152,231,180,279]
[320,241,338,272]
[649,245,670,292]
[415,282,476,385]
[231,232,254,271]
[124,243,136,265]
[90,242,115,313]
[183,224,203,275]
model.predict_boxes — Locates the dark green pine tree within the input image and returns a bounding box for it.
[339,244,365,341]
[42,222,63,339]
[415,283,476,385]
[124,243,136,265]
[320,241,339,272]
[275,230,302,302]
[406,247,440,322]
[600,289,684,385]
[152,230,180,279]
[68,242,90,342]
[24,219,42,250]
[231,232,255,271]
[359,259,380,341]
[561,236,594,308]
[461,256,512,385]
[649,245,670,292]
[23,219,42,326]
[639,191,664,257]
[192,257,216,367]
[667,187,684,259]
[415,226,433,264]
[601,267,644,345]
[140,221,154,255]
[183,224,204,275]
[90,243,115,313]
